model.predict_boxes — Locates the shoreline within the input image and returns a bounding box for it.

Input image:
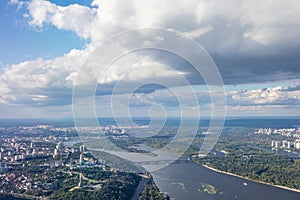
[202,164,300,194]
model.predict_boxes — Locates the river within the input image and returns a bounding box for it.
[151,162,300,200]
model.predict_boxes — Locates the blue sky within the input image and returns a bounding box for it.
[0,0,87,66]
[0,0,300,118]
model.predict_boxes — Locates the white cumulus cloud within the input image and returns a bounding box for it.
[2,0,300,115]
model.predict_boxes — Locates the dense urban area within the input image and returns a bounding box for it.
[0,125,166,200]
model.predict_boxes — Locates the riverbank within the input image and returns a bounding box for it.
[202,164,300,194]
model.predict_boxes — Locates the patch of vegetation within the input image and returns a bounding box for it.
[139,178,167,200]
[199,183,218,195]
[195,145,300,190]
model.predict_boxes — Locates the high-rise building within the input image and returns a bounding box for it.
[71,148,76,153]
[271,141,275,147]
[282,140,291,149]
[79,145,86,153]
[295,140,300,150]
[53,149,59,158]
[32,149,36,155]
[274,141,281,149]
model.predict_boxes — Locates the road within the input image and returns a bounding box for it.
[131,175,150,200]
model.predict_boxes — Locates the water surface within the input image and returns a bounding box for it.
[152,162,300,200]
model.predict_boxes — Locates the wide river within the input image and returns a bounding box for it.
[152,162,300,200]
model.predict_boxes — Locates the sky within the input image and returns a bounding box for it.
[0,0,300,118]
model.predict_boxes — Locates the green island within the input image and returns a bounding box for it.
[198,183,218,195]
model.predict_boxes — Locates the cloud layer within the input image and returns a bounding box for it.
[1,0,300,116]
[20,0,300,53]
